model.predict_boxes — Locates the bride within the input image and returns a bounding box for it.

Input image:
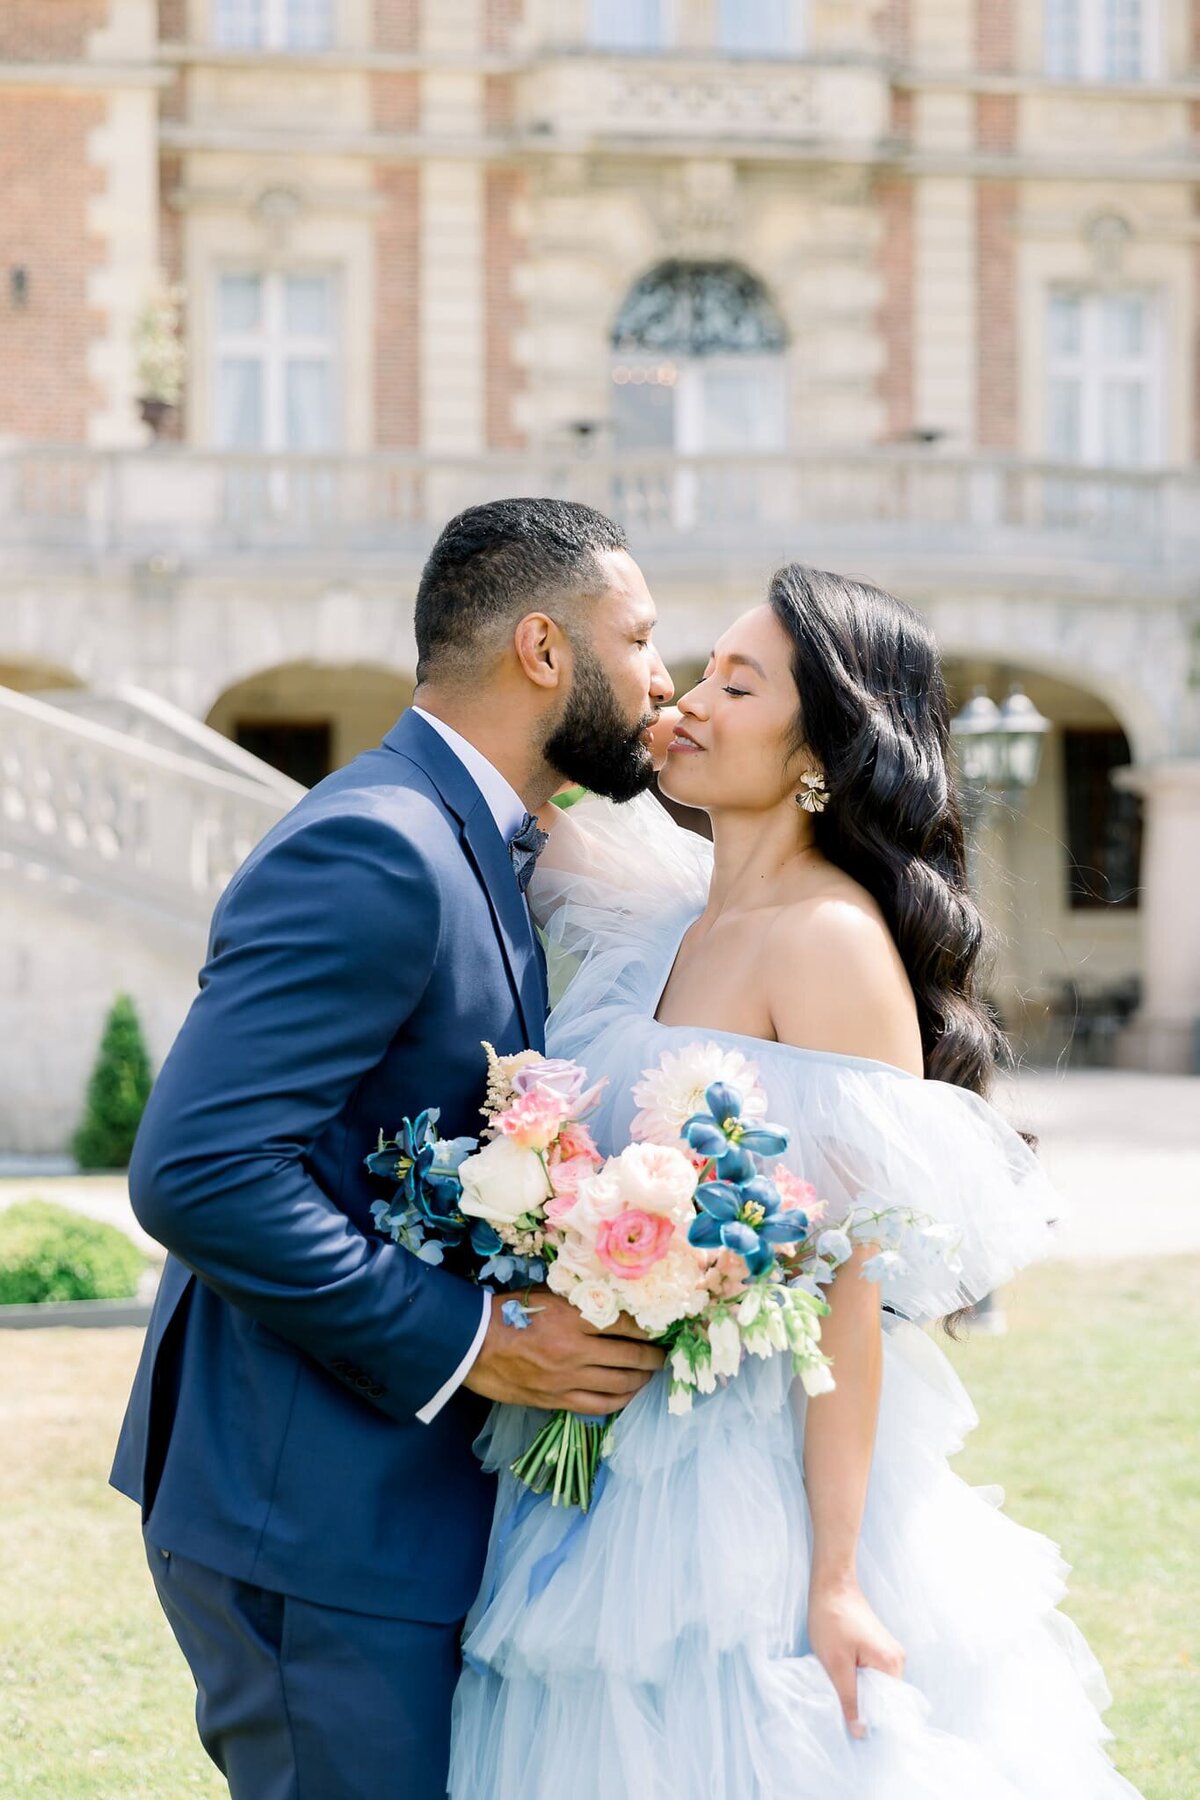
[448,563,1143,1798]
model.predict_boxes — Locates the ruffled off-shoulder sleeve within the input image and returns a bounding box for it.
[749,1047,1065,1326]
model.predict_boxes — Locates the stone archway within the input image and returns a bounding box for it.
[205,661,415,787]
[941,658,1144,1066]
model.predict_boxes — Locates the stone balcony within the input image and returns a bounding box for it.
[1,446,1198,595]
[518,52,889,154]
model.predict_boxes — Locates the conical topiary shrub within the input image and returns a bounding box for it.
[72,993,154,1171]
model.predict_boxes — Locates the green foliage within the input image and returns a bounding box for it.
[71,994,153,1171]
[0,1200,146,1306]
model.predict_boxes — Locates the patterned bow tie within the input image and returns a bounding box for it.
[509,811,549,894]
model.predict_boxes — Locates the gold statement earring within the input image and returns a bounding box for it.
[796,770,828,814]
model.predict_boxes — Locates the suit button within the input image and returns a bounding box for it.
[354,1374,374,1391]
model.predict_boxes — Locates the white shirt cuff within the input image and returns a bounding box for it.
[415,1290,492,1424]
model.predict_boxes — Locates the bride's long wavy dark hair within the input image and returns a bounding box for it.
[769,565,1009,1338]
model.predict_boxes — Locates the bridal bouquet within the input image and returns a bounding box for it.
[369,1041,963,1513]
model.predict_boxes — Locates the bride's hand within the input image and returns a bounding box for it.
[807,1574,905,1740]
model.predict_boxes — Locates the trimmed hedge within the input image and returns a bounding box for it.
[0,1200,146,1306]
[72,993,153,1171]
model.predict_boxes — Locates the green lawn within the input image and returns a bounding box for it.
[941,1257,1199,1799]
[0,1258,1195,1798]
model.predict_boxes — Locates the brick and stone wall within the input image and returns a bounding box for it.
[375,167,422,447]
[0,1,107,61]
[0,90,104,438]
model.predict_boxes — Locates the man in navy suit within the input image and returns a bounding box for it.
[112,498,673,1798]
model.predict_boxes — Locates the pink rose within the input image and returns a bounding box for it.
[547,1152,597,1207]
[553,1121,600,1165]
[495,1090,565,1151]
[594,1208,676,1280]
[774,1167,821,1216]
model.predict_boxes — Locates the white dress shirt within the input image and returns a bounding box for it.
[409,708,529,1424]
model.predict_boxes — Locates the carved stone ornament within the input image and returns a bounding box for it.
[1083,210,1133,281]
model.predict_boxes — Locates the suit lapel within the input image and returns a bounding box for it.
[383,710,546,1051]
[458,804,547,1053]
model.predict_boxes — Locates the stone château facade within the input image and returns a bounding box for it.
[2,0,1199,1149]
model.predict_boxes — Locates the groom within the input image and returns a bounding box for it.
[111,498,673,1798]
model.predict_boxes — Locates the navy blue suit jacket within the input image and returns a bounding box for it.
[111,709,547,1622]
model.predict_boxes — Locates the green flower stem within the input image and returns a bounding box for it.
[511,1410,606,1512]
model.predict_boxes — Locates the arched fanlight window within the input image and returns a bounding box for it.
[610,261,789,455]
[612,260,788,358]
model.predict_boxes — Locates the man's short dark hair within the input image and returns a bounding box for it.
[413,497,628,684]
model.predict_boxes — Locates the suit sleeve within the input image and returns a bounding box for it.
[128,806,486,1423]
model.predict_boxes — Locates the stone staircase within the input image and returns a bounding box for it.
[0,684,302,1153]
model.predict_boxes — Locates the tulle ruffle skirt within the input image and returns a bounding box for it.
[448,1319,1143,1799]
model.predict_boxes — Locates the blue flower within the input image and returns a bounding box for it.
[501,1298,534,1330]
[687,1174,806,1276]
[365,1115,494,1257]
[682,1081,789,1181]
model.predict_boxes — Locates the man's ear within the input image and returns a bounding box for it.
[513,612,570,690]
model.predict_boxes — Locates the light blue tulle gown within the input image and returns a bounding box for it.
[448,794,1145,1800]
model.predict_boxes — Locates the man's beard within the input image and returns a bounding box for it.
[544,644,657,803]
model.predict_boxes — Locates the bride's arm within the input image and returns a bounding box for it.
[802,1246,904,1738]
[767,900,918,1736]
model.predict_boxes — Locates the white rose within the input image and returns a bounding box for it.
[458,1136,548,1227]
[573,1280,621,1330]
[708,1313,742,1380]
[613,1142,699,1222]
[546,1255,578,1297]
[800,1359,837,1397]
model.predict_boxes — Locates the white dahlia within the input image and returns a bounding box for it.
[630,1041,768,1148]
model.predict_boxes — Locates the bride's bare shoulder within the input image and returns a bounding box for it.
[762,878,924,1076]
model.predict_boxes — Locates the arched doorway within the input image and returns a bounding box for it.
[205,663,415,787]
[610,261,790,456]
[942,660,1143,1066]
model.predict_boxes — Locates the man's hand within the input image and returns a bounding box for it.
[463,1290,664,1415]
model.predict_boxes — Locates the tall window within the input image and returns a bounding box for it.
[214,0,334,51]
[1046,290,1160,467]
[1063,728,1142,909]
[1044,0,1156,81]
[611,261,789,454]
[718,0,802,53]
[215,272,339,451]
[588,0,665,51]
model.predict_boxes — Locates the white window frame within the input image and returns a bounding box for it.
[214,269,341,453]
[212,0,336,52]
[1044,288,1163,468]
[587,0,671,52]
[1043,0,1159,83]
[716,0,806,56]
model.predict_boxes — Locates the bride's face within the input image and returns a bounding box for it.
[659,605,806,813]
